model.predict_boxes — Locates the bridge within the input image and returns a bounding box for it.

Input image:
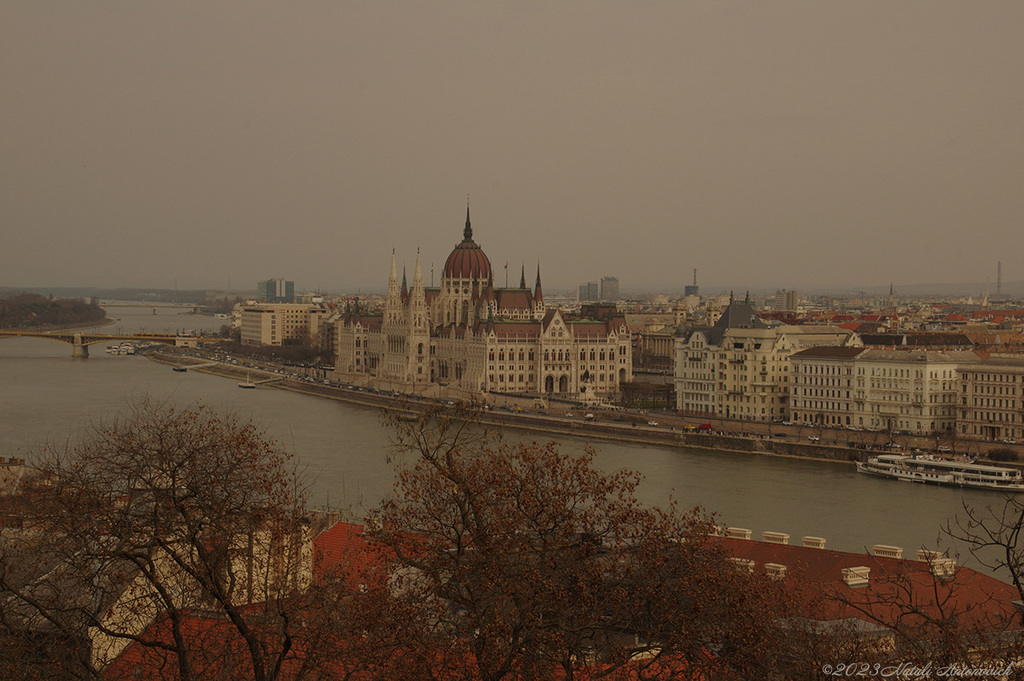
[0,330,223,358]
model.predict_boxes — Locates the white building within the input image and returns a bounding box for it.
[790,348,978,434]
[957,355,1024,442]
[334,208,632,400]
[674,296,857,420]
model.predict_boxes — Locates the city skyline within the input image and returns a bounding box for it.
[3,2,1022,292]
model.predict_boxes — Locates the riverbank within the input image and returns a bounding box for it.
[146,348,863,466]
[0,316,116,333]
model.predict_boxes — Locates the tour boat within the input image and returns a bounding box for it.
[856,454,1024,491]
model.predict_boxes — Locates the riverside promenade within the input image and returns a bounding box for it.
[147,348,877,466]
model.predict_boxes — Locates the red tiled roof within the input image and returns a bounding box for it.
[443,238,491,281]
[493,289,534,311]
[719,537,1020,634]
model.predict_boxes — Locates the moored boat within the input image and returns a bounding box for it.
[856,454,1024,491]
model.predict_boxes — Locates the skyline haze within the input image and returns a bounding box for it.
[3,2,1022,294]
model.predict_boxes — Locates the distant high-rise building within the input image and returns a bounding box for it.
[684,268,699,297]
[258,279,295,303]
[774,289,798,311]
[600,276,619,301]
[578,281,599,302]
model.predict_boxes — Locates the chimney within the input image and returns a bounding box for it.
[729,557,755,574]
[762,531,790,545]
[918,549,956,578]
[802,536,826,549]
[872,545,904,559]
[842,566,871,587]
[764,563,787,580]
[725,527,752,540]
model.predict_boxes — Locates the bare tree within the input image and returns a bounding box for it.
[0,400,331,681]
[812,557,1022,667]
[946,495,1024,602]
[367,405,789,681]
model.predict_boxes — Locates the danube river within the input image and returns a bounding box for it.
[0,305,1011,573]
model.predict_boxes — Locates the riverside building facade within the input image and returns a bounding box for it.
[240,303,331,347]
[333,208,632,400]
[957,356,1024,442]
[673,296,857,420]
[789,348,978,434]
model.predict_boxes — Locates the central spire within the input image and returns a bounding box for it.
[464,202,473,241]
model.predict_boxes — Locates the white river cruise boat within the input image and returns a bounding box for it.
[856,454,1024,491]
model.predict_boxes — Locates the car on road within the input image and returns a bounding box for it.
[647,420,659,426]
[807,435,820,442]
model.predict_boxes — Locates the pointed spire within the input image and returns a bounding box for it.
[401,266,408,299]
[413,249,424,288]
[464,201,473,241]
[534,263,543,302]
[386,250,400,304]
[520,263,527,289]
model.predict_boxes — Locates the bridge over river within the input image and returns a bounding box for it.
[0,330,221,358]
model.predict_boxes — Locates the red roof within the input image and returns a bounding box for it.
[313,521,390,587]
[719,537,1021,635]
[443,238,491,281]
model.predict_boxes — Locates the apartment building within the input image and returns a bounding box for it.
[240,303,330,347]
[790,348,978,434]
[958,356,1024,442]
[674,297,856,420]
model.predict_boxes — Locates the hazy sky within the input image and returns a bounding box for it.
[3,2,1022,294]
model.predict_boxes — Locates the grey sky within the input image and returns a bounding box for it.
[3,2,1022,294]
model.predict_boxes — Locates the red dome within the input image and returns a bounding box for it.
[443,240,492,280]
[442,207,492,281]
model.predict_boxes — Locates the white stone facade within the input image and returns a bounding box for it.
[333,210,632,400]
[790,348,977,434]
[957,356,1024,442]
[674,303,856,421]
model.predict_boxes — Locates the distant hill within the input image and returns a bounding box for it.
[0,287,210,304]
[0,293,107,328]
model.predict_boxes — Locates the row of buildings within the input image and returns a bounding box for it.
[234,210,1023,441]
[674,296,1024,440]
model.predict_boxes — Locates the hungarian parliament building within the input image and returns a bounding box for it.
[333,208,632,400]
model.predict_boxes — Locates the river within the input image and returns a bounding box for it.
[0,304,1011,574]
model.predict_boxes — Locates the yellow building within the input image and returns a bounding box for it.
[240,303,330,347]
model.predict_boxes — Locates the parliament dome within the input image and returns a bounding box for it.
[442,207,492,281]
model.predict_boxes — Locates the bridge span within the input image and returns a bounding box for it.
[0,330,222,358]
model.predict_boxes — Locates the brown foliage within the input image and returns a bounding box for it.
[367,405,790,680]
[0,400,322,681]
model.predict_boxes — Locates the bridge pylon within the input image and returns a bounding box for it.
[72,333,89,359]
